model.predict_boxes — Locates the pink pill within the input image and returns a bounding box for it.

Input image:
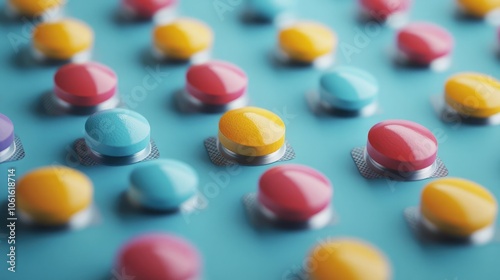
[397,22,454,65]
[122,0,177,18]
[186,61,248,105]
[367,120,438,172]
[115,233,202,280]
[54,62,117,107]
[359,0,411,19]
[258,165,333,222]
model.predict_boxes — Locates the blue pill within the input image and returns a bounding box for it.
[84,108,150,157]
[247,0,296,19]
[129,159,198,211]
[319,67,379,111]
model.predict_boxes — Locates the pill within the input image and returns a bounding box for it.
[84,109,150,158]
[32,19,93,61]
[218,107,285,158]
[17,166,93,225]
[397,22,454,65]
[8,0,64,17]
[457,0,500,17]
[258,165,332,222]
[359,0,411,20]
[185,61,248,108]
[122,0,177,18]
[0,114,15,158]
[153,18,213,61]
[445,73,500,118]
[129,160,198,211]
[319,66,378,113]
[54,62,118,108]
[115,233,202,280]
[278,21,336,63]
[367,120,438,172]
[421,178,497,238]
[308,239,392,280]
[246,0,296,20]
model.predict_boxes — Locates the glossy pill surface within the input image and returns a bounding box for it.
[9,0,64,16]
[84,109,150,157]
[130,160,198,210]
[359,0,411,19]
[0,114,15,152]
[367,120,438,172]
[421,178,497,237]
[247,0,296,19]
[258,165,332,222]
[218,107,285,157]
[17,166,93,225]
[33,19,93,60]
[123,0,177,18]
[54,62,117,107]
[457,0,500,17]
[115,233,202,280]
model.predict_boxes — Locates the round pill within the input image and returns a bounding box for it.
[367,120,438,172]
[278,21,336,63]
[84,109,150,157]
[258,165,332,222]
[115,233,202,280]
[122,0,177,18]
[218,107,285,157]
[397,22,454,65]
[153,18,213,60]
[421,178,498,237]
[247,0,296,19]
[17,166,93,225]
[186,61,247,105]
[32,19,94,60]
[359,0,411,19]
[457,0,500,17]
[308,239,391,280]
[54,62,117,107]
[320,67,378,111]
[0,114,15,152]
[129,160,198,211]
[9,0,64,16]
[445,73,500,118]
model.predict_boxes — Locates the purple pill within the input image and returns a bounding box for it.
[0,114,14,151]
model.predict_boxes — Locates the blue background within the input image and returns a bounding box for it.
[1,0,500,279]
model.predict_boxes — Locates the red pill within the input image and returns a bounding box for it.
[258,165,333,222]
[397,22,454,65]
[359,0,411,19]
[54,62,117,107]
[122,0,177,18]
[115,233,201,280]
[186,61,248,105]
[367,120,438,172]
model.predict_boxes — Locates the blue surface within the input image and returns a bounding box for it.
[1,0,500,279]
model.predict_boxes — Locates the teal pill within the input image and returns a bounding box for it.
[319,67,379,111]
[129,159,198,211]
[247,0,296,19]
[84,108,150,157]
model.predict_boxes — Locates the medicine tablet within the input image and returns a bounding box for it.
[308,239,391,280]
[115,233,202,280]
[359,0,411,20]
[8,0,64,17]
[17,166,93,225]
[246,0,296,20]
[129,160,198,211]
[457,0,500,17]
[32,19,93,61]
[258,165,332,222]
[421,178,497,238]
[122,0,177,18]
[0,114,15,158]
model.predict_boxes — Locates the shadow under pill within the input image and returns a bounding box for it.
[116,191,180,218]
[239,11,274,26]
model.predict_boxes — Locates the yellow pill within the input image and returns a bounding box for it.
[9,0,65,16]
[445,73,500,118]
[457,0,500,17]
[218,107,285,157]
[153,18,213,60]
[421,178,498,237]
[279,21,336,63]
[32,19,94,60]
[17,166,93,226]
[308,239,391,280]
